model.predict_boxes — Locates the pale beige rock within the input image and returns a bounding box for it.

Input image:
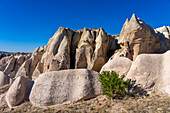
[75,28,117,71]
[155,26,170,50]
[17,55,25,66]
[15,59,32,78]
[33,47,40,54]
[118,14,161,60]
[89,28,110,71]
[126,50,170,95]
[75,28,95,69]
[41,27,73,72]
[0,93,7,108]
[0,56,12,69]
[100,53,132,76]
[0,71,9,87]
[4,57,16,75]
[8,55,26,78]
[32,62,43,80]
[6,76,33,108]
[33,46,45,54]
[29,52,43,78]
[29,69,102,107]
[41,27,118,72]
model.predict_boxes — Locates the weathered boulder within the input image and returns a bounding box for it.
[0,56,12,71]
[8,55,26,78]
[126,50,170,95]
[118,14,162,60]
[6,76,33,108]
[100,52,132,76]
[29,52,43,78]
[15,59,32,78]
[29,69,102,107]
[0,71,9,87]
[32,62,44,80]
[0,93,7,108]
[155,26,170,50]
[4,57,16,75]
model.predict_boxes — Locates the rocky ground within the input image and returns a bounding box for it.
[1,93,170,113]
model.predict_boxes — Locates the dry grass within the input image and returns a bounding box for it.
[1,93,170,113]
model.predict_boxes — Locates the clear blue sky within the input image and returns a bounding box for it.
[0,0,170,52]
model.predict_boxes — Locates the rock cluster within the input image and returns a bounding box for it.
[101,50,170,96]
[0,69,102,108]
[0,14,170,109]
[41,27,119,73]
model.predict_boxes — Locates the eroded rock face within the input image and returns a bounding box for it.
[41,27,73,72]
[29,69,102,107]
[6,76,33,108]
[118,14,162,60]
[41,27,118,73]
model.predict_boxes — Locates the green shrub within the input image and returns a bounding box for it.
[99,71,130,98]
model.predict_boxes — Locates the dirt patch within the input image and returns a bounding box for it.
[1,93,170,113]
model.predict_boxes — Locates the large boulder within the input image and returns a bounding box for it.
[118,14,162,60]
[100,52,132,76]
[29,69,102,107]
[126,50,170,95]
[6,76,33,108]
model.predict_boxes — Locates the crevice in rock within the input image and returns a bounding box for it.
[70,31,76,69]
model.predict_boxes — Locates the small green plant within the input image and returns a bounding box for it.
[41,49,44,53]
[99,71,130,98]
[90,107,94,110]
[69,106,73,109]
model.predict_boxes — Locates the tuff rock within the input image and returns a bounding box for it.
[29,69,102,107]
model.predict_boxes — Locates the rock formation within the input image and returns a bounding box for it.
[118,14,168,60]
[0,14,170,109]
[41,27,119,73]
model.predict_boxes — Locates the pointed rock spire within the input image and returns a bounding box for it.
[125,13,141,32]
